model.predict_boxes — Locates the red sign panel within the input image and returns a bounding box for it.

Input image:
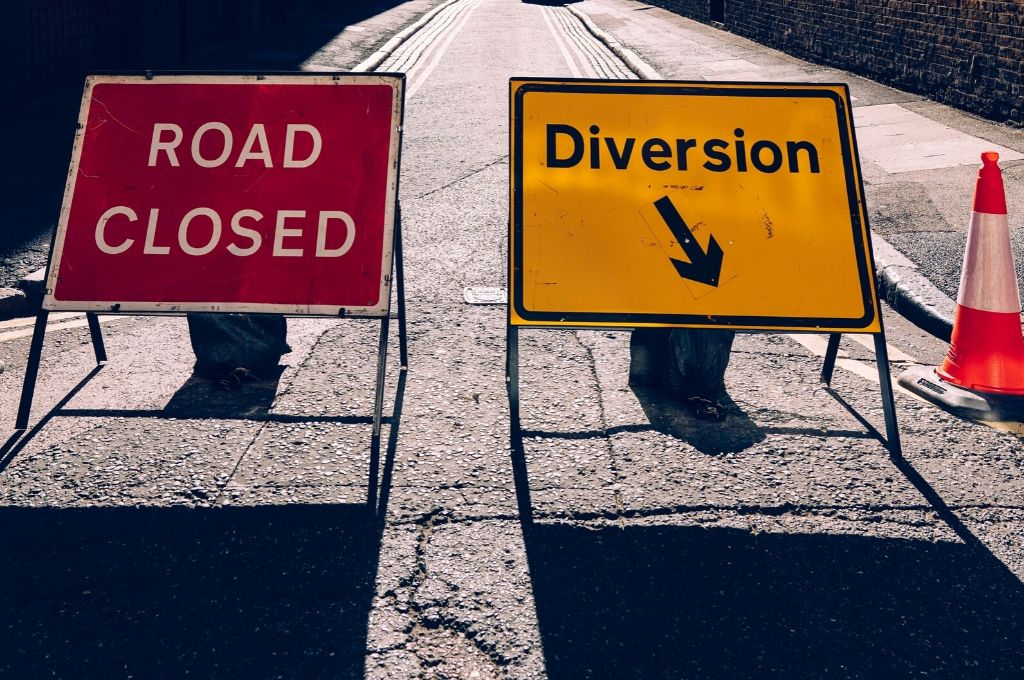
[44,74,404,316]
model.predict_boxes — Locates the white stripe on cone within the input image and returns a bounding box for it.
[957,211,1022,314]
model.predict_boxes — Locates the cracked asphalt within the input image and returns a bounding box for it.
[2,0,1024,678]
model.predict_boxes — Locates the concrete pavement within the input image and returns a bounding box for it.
[2,1,1024,678]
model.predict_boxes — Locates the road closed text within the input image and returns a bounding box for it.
[93,121,356,259]
[94,206,355,258]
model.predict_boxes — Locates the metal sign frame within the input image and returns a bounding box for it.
[44,72,404,317]
[506,78,900,461]
[509,78,881,331]
[15,72,410,506]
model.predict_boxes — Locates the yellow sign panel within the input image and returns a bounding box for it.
[509,79,881,332]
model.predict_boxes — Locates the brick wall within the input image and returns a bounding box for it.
[13,0,131,94]
[644,0,1024,126]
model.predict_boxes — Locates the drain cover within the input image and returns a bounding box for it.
[463,287,507,304]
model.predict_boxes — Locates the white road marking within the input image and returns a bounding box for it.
[0,314,123,344]
[788,333,1024,434]
[405,0,482,99]
[786,334,922,400]
[554,8,635,79]
[0,312,84,331]
[378,0,467,73]
[789,333,846,359]
[542,7,584,78]
[846,333,917,363]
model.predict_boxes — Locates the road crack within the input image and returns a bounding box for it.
[375,508,513,676]
[213,322,338,504]
[415,154,509,200]
[573,331,625,518]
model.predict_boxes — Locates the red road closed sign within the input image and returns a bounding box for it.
[44,73,404,316]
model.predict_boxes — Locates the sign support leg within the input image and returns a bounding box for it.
[819,330,902,456]
[368,315,391,507]
[86,312,107,364]
[507,325,520,434]
[874,333,903,457]
[16,311,50,430]
[821,333,842,386]
[506,324,534,524]
[395,202,409,370]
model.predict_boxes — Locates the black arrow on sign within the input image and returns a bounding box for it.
[653,195,724,287]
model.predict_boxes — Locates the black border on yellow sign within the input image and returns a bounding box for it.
[511,79,878,330]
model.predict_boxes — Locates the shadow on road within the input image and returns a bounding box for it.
[185,0,410,71]
[163,369,286,419]
[522,521,1024,679]
[0,349,409,677]
[52,373,377,425]
[0,503,381,678]
[633,385,877,454]
[0,364,105,474]
[632,385,766,454]
[509,381,1024,679]
[0,367,346,475]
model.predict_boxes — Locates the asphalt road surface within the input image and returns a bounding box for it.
[2,1,1023,678]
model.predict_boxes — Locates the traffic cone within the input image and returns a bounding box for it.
[899,151,1024,419]
[937,151,1024,395]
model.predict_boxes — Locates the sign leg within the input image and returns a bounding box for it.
[394,203,409,370]
[507,325,520,434]
[86,312,107,364]
[821,333,842,386]
[874,334,903,457]
[506,324,535,523]
[368,315,391,507]
[16,311,50,430]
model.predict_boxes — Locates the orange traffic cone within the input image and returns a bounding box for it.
[899,152,1024,420]
[936,151,1024,395]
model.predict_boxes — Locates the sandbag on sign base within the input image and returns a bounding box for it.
[187,313,291,380]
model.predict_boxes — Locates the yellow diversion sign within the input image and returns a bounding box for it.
[509,79,881,332]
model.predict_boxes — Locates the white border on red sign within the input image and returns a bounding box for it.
[43,73,404,318]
